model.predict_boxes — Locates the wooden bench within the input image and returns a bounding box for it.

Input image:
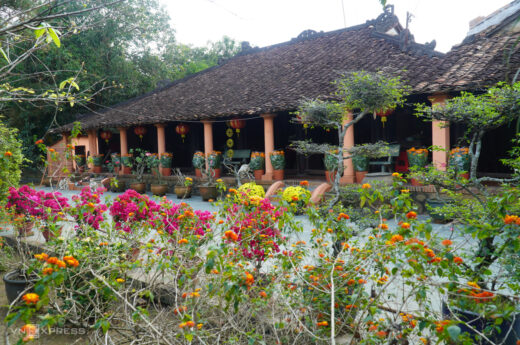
[225,149,251,170]
[368,144,400,173]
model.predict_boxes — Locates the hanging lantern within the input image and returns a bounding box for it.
[229,118,246,137]
[175,123,190,143]
[99,130,112,143]
[374,109,393,128]
[134,126,147,140]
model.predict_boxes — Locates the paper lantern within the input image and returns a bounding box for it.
[100,130,112,143]
[229,118,245,136]
[374,109,393,127]
[175,123,190,142]
[134,126,147,140]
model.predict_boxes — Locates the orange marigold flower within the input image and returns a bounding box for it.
[391,234,404,243]
[4,151,12,157]
[504,215,519,224]
[259,291,268,298]
[20,324,37,341]
[34,253,49,261]
[56,260,66,268]
[379,223,389,230]
[22,293,39,305]
[337,212,349,221]
[46,257,59,265]
[358,279,367,284]
[42,267,53,276]
[401,222,411,229]
[300,180,309,186]
[362,183,371,189]
[317,321,329,327]
[392,172,401,178]
[441,239,453,246]
[406,211,417,219]
[376,331,387,338]
[244,272,254,286]
[35,139,44,145]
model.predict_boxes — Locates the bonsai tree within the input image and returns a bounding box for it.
[292,71,409,207]
[416,82,520,182]
[128,148,148,183]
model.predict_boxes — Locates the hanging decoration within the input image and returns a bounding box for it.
[226,128,234,137]
[134,126,147,140]
[100,130,112,143]
[229,118,245,137]
[226,149,234,159]
[226,138,234,148]
[374,109,393,128]
[175,123,190,143]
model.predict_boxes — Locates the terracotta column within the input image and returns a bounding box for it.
[428,93,450,171]
[118,127,128,155]
[202,121,213,170]
[261,114,276,180]
[340,112,355,184]
[63,133,73,174]
[156,124,166,156]
[87,130,98,170]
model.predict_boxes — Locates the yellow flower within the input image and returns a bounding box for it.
[362,183,371,189]
[116,278,125,283]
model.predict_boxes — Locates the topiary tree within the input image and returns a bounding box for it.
[0,117,24,201]
[292,71,410,207]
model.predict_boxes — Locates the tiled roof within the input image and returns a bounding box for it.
[57,7,446,132]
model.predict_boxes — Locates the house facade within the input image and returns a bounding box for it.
[52,4,520,182]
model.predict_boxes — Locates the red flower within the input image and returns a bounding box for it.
[441,239,453,246]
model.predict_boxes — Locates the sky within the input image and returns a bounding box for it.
[159,0,512,53]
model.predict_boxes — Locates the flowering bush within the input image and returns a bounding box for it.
[249,151,265,170]
[407,147,429,167]
[270,150,285,170]
[70,186,108,230]
[92,154,104,166]
[449,146,470,172]
[282,185,311,211]
[6,185,69,221]
[192,151,205,169]
[208,151,222,169]
[237,182,265,199]
[160,152,173,167]
[109,189,160,233]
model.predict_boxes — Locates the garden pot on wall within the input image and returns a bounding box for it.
[212,168,221,178]
[195,169,202,177]
[273,169,284,181]
[17,221,34,237]
[199,186,218,201]
[161,168,172,176]
[41,226,63,242]
[110,180,126,193]
[129,182,146,194]
[410,178,422,187]
[325,171,338,184]
[122,166,131,175]
[3,270,38,304]
[93,166,102,173]
[442,302,520,345]
[174,186,192,199]
[151,184,168,196]
[352,156,369,184]
[254,169,264,180]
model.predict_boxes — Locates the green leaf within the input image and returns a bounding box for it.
[47,28,61,47]
[0,47,9,63]
[185,333,193,342]
[34,28,46,39]
[447,325,461,340]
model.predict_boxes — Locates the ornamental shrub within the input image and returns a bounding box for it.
[0,118,24,201]
[237,182,265,199]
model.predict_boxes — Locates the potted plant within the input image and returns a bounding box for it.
[111,153,121,174]
[199,167,219,201]
[128,148,147,193]
[121,153,132,174]
[192,151,205,177]
[407,147,428,186]
[150,156,168,196]
[173,169,193,199]
[281,181,311,214]
[74,154,86,173]
[249,151,265,180]
[146,153,159,176]
[109,176,126,193]
[449,147,470,179]
[323,150,341,184]
[208,151,223,178]
[352,155,369,183]
[91,154,104,173]
[270,150,285,181]
[160,152,173,176]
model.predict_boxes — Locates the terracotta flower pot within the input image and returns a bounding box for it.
[355,171,367,184]
[41,226,63,242]
[122,166,132,175]
[161,167,172,176]
[254,169,264,180]
[151,184,168,196]
[114,166,120,174]
[93,166,102,173]
[195,169,202,177]
[129,182,146,194]
[174,186,192,199]
[17,221,34,237]
[273,169,284,181]
[212,168,221,178]
[325,170,338,183]
[199,186,218,201]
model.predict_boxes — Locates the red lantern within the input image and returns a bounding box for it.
[134,126,147,140]
[229,118,246,137]
[175,123,190,143]
[374,109,393,127]
[100,130,112,143]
